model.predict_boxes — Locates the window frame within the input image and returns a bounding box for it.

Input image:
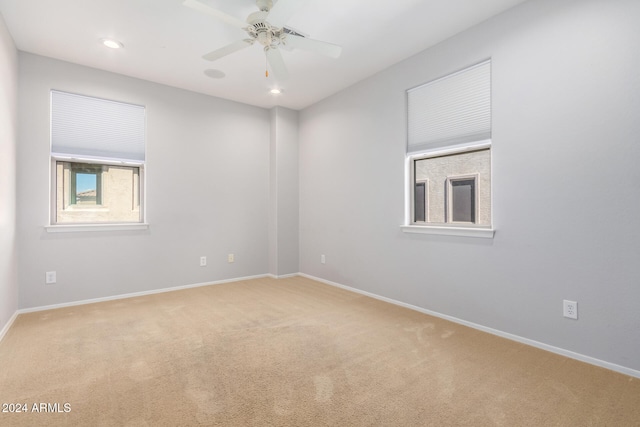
[403,141,494,238]
[48,156,147,232]
[404,59,493,239]
[47,90,148,232]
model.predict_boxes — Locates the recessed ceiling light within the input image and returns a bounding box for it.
[101,38,123,49]
[270,88,282,95]
[204,69,226,79]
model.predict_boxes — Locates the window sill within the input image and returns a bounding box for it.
[401,225,494,238]
[45,223,149,233]
[63,207,109,212]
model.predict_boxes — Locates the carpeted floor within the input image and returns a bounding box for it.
[0,276,638,426]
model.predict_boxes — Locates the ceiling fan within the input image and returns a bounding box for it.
[183,0,342,80]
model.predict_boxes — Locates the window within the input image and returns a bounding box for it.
[50,91,145,226]
[405,60,493,236]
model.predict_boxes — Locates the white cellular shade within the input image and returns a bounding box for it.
[51,91,146,162]
[408,61,491,153]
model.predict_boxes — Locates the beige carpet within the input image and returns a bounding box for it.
[0,276,638,426]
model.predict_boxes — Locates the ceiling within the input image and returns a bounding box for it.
[0,0,527,110]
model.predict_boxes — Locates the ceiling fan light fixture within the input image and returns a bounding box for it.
[101,38,124,49]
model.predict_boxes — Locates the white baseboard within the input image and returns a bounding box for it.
[267,273,299,279]
[17,274,270,315]
[299,273,640,380]
[0,311,19,344]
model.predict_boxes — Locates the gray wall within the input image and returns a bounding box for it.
[17,53,270,309]
[269,107,299,277]
[0,14,18,334]
[299,0,640,372]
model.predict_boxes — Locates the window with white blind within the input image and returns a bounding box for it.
[50,91,146,226]
[404,60,493,238]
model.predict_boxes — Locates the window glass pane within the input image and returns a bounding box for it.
[55,161,141,224]
[413,148,490,226]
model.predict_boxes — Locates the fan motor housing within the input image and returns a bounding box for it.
[246,11,282,47]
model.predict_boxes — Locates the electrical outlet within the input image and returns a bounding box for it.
[563,300,578,319]
[321,254,326,264]
[200,256,207,267]
[228,254,234,263]
[45,271,56,284]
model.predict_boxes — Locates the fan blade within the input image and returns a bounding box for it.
[266,0,311,28]
[283,34,342,59]
[265,47,289,80]
[183,0,246,29]
[203,39,254,61]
